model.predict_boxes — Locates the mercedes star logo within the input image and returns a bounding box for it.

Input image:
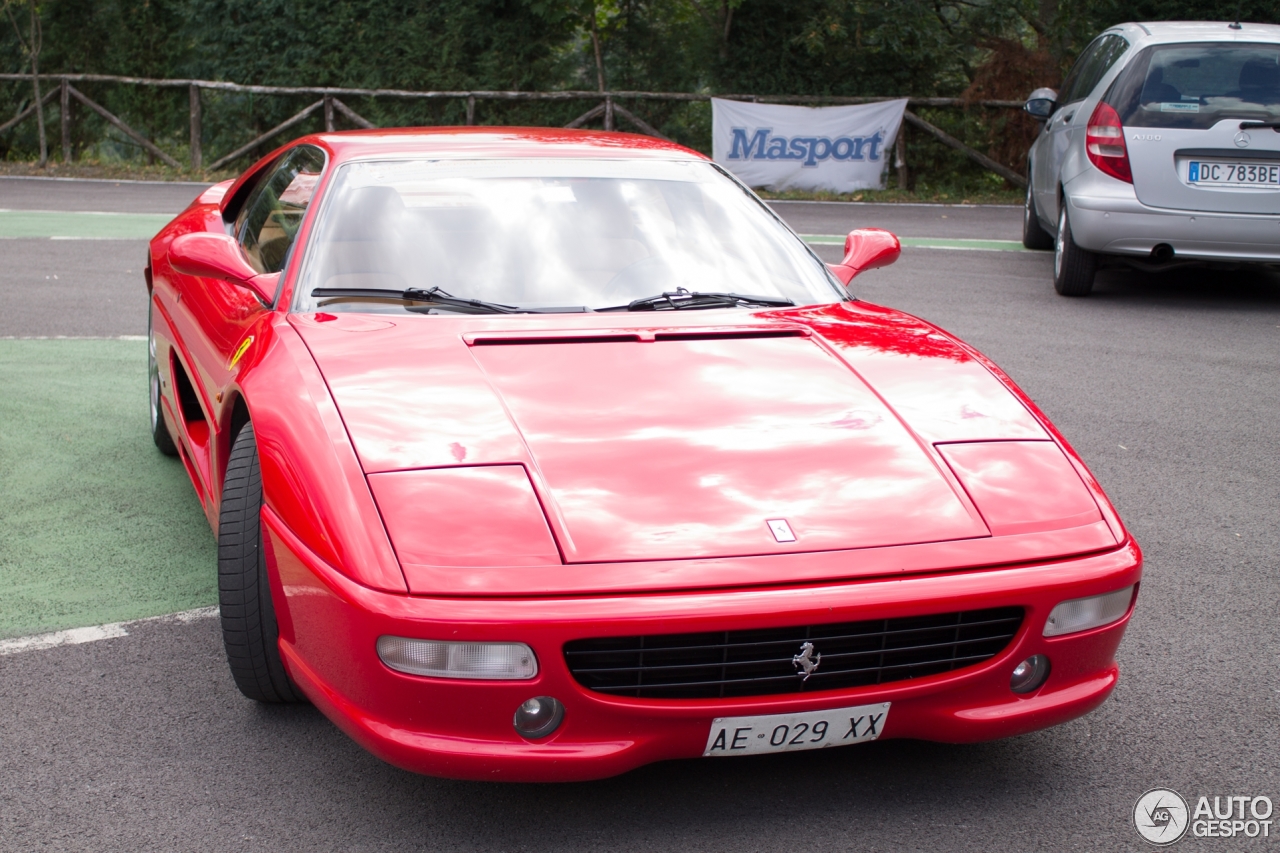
[792,642,821,681]
[1235,130,1252,148]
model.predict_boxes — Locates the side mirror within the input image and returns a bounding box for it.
[1023,88,1059,121]
[168,232,277,305]
[826,228,901,286]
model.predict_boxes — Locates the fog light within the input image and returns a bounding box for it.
[513,696,564,739]
[1043,586,1134,637]
[1010,655,1050,694]
[376,637,537,680]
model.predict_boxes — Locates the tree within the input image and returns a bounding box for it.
[685,0,741,61]
[4,0,45,165]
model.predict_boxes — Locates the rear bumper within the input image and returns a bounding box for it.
[267,510,1142,782]
[1065,172,1280,262]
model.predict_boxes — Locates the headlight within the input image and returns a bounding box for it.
[377,636,538,679]
[1043,586,1134,637]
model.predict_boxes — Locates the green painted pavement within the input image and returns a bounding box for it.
[802,234,1029,252]
[0,340,216,639]
[0,209,171,240]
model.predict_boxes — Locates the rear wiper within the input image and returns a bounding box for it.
[597,288,796,312]
[1239,120,1280,130]
[310,287,586,314]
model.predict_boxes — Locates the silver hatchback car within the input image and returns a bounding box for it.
[1023,21,1280,295]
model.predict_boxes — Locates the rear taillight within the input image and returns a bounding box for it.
[1085,101,1132,183]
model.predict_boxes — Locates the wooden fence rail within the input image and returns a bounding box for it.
[0,72,1026,187]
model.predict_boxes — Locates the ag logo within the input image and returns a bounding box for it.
[1134,788,1189,845]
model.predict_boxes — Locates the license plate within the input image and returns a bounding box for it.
[1188,161,1280,186]
[703,702,890,757]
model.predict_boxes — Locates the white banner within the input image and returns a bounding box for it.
[712,98,907,193]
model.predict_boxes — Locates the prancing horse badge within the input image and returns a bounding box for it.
[792,642,821,681]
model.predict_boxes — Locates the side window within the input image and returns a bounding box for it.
[1058,39,1104,106]
[235,146,327,274]
[1060,35,1130,106]
[1082,35,1130,98]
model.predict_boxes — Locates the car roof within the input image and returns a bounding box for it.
[308,127,707,164]
[1109,20,1280,45]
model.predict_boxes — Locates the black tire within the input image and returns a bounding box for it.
[1022,180,1054,250]
[148,301,179,457]
[1053,202,1097,296]
[218,422,306,703]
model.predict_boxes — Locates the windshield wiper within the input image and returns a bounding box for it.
[1239,120,1280,130]
[310,287,586,314]
[597,288,796,312]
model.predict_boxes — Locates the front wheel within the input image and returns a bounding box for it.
[218,422,306,704]
[1053,202,1097,296]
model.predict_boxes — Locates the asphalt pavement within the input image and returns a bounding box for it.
[2,177,1279,852]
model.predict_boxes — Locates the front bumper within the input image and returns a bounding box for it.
[1066,172,1280,262]
[265,510,1141,782]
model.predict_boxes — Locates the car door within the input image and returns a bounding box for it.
[1035,34,1130,224]
[1112,41,1280,215]
[165,145,326,507]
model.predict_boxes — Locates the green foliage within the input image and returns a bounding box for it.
[719,1,965,96]
[183,0,576,91]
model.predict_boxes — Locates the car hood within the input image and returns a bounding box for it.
[290,304,1107,594]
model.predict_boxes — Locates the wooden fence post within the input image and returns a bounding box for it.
[466,95,475,126]
[60,78,71,163]
[604,95,614,131]
[324,95,334,131]
[189,84,202,172]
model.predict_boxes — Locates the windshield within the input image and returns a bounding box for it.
[292,159,846,314]
[1111,42,1280,129]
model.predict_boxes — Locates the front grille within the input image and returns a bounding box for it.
[564,607,1023,699]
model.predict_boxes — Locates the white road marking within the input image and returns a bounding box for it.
[0,606,219,656]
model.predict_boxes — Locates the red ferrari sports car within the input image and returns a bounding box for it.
[147,127,1140,782]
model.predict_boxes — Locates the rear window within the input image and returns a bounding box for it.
[1110,42,1280,129]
